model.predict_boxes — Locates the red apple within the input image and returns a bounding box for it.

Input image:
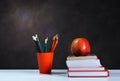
[71,38,91,56]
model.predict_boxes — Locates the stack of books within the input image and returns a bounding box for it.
[66,55,109,77]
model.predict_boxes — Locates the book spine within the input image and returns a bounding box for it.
[68,69,108,72]
[68,66,105,70]
[68,76,109,78]
[66,59,101,67]
[67,57,98,60]
[67,69,109,77]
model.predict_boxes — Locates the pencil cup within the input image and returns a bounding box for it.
[37,52,54,74]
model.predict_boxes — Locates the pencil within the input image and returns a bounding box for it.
[44,37,48,52]
[32,34,40,52]
[36,34,43,52]
[50,34,58,52]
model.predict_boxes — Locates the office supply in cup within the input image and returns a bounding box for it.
[32,34,58,53]
[32,34,40,52]
[44,37,48,52]
[50,34,58,52]
[32,34,58,74]
[32,34,43,52]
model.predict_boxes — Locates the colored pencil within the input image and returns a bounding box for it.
[32,34,43,52]
[50,34,58,52]
[32,34,40,52]
[44,37,48,52]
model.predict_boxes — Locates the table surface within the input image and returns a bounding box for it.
[0,69,120,81]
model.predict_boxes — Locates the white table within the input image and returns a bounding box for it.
[0,69,120,81]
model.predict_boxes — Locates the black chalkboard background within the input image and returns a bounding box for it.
[0,0,120,69]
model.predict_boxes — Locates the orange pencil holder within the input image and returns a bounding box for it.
[37,52,54,74]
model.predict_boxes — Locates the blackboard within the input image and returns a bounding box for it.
[0,0,120,69]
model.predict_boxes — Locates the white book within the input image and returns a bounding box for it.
[69,66,105,70]
[68,70,109,77]
[66,59,101,67]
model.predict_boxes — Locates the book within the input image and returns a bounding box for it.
[68,66,105,71]
[66,59,101,67]
[67,55,97,60]
[68,70,109,77]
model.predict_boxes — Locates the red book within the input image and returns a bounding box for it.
[68,69,109,78]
